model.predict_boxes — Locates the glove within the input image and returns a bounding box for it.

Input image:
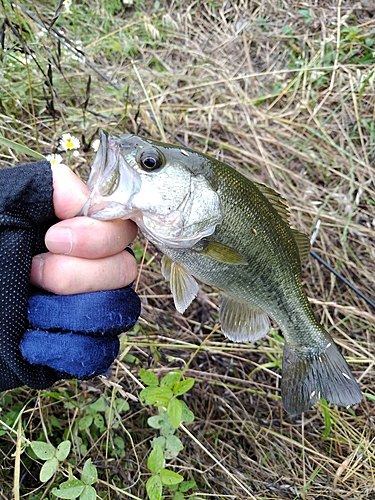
[0,160,141,391]
[21,284,140,379]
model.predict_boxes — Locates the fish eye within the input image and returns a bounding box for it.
[139,149,164,171]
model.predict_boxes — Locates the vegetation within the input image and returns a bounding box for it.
[1,1,375,498]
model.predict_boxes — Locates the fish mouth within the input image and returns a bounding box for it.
[78,131,141,220]
[87,129,108,191]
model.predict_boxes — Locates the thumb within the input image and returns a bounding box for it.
[51,164,90,219]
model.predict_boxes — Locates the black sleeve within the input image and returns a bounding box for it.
[0,160,68,390]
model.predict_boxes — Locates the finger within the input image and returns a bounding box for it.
[51,164,90,219]
[45,217,138,258]
[30,250,138,295]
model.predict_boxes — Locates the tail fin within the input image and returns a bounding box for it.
[281,340,362,415]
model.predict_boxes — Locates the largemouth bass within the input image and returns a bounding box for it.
[81,131,362,414]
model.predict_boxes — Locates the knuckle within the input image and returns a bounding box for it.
[42,258,74,294]
[119,251,138,286]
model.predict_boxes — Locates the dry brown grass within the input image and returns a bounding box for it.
[1,1,375,499]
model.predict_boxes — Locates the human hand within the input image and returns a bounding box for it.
[0,159,141,391]
[30,163,138,294]
[22,163,141,382]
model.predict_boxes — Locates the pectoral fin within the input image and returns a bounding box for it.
[219,293,270,342]
[196,240,247,265]
[168,261,199,314]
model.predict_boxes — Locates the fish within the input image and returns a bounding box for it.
[81,130,362,415]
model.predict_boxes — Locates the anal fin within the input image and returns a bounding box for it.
[219,293,270,343]
[281,340,362,414]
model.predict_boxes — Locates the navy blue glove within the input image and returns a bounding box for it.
[21,285,140,379]
[0,160,140,391]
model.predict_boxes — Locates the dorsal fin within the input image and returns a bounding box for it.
[291,229,310,264]
[254,182,310,265]
[254,182,290,225]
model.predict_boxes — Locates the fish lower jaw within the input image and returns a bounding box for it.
[139,218,218,249]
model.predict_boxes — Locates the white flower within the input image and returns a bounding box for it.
[45,153,64,166]
[91,139,100,152]
[63,0,72,13]
[60,133,80,151]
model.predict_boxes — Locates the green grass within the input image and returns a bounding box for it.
[1,1,375,499]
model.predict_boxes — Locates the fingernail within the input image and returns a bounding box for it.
[45,227,73,255]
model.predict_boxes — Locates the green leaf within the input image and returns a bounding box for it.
[172,492,184,500]
[168,398,182,429]
[139,387,156,404]
[56,441,71,461]
[151,436,166,450]
[140,368,159,386]
[148,415,164,429]
[160,371,181,388]
[79,485,97,500]
[50,415,63,430]
[180,401,194,423]
[147,445,165,474]
[173,379,194,396]
[40,457,59,482]
[298,9,310,20]
[123,352,140,365]
[282,25,293,36]
[179,480,196,492]
[78,415,93,430]
[364,392,375,402]
[113,435,125,454]
[159,413,176,436]
[0,137,45,159]
[52,479,84,499]
[168,483,179,492]
[93,413,105,431]
[87,397,105,413]
[81,459,98,485]
[140,386,173,406]
[30,441,56,461]
[114,398,130,413]
[146,475,163,500]
[160,469,184,486]
[165,435,184,458]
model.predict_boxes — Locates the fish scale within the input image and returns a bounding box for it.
[82,131,362,415]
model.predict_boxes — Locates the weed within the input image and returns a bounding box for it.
[140,369,196,500]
